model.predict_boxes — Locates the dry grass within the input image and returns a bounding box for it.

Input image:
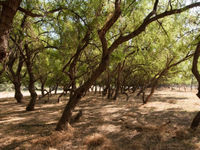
[1,88,200,150]
[31,131,73,150]
[84,133,115,150]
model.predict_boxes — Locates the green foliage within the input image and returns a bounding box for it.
[1,0,200,91]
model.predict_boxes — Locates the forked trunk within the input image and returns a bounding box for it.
[143,83,157,104]
[56,55,109,131]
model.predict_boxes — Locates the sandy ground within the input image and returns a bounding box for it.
[0,90,63,98]
[1,88,200,150]
[0,91,35,98]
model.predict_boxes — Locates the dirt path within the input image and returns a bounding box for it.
[1,89,200,150]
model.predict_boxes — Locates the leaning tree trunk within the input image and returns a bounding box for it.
[0,0,22,61]
[191,42,200,130]
[56,55,109,131]
[143,81,157,104]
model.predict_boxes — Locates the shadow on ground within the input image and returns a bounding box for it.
[0,90,200,150]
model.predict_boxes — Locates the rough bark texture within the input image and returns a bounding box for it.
[191,42,200,129]
[56,55,110,130]
[7,52,24,103]
[13,81,23,103]
[26,61,37,111]
[24,44,37,111]
[191,111,200,130]
[113,62,124,100]
[0,0,22,61]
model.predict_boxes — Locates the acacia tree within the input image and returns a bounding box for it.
[56,0,200,130]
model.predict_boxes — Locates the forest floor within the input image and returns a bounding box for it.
[1,88,200,150]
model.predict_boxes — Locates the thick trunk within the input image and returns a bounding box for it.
[191,111,200,130]
[56,55,109,131]
[25,58,37,111]
[7,53,24,103]
[191,42,200,129]
[14,81,23,103]
[26,81,37,111]
[113,63,121,100]
[0,0,22,61]
[70,79,76,98]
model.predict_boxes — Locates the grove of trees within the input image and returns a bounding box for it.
[0,0,200,131]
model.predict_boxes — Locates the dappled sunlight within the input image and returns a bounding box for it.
[0,116,26,124]
[139,90,200,113]
[1,90,200,149]
[100,106,122,113]
[97,124,121,133]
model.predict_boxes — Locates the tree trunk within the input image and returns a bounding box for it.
[25,50,37,111]
[113,63,121,100]
[14,82,23,103]
[56,55,109,131]
[0,0,22,61]
[191,42,200,129]
[7,52,24,103]
[107,84,112,99]
[41,82,45,96]
[137,87,145,96]
[55,84,58,94]
[191,111,200,130]
[26,81,37,111]
[143,82,157,104]
[94,85,97,94]
[102,85,108,96]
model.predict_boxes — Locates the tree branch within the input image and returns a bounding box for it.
[98,0,121,53]
[108,2,200,53]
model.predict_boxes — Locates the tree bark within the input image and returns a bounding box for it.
[113,63,122,100]
[0,0,22,61]
[56,55,109,130]
[191,42,200,129]
[14,81,23,103]
[40,81,45,96]
[56,0,200,131]
[25,44,37,111]
[7,52,24,103]
[191,111,200,130]
[26,64,37,111]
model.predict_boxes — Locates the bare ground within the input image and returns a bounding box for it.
[1,89,200,150]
